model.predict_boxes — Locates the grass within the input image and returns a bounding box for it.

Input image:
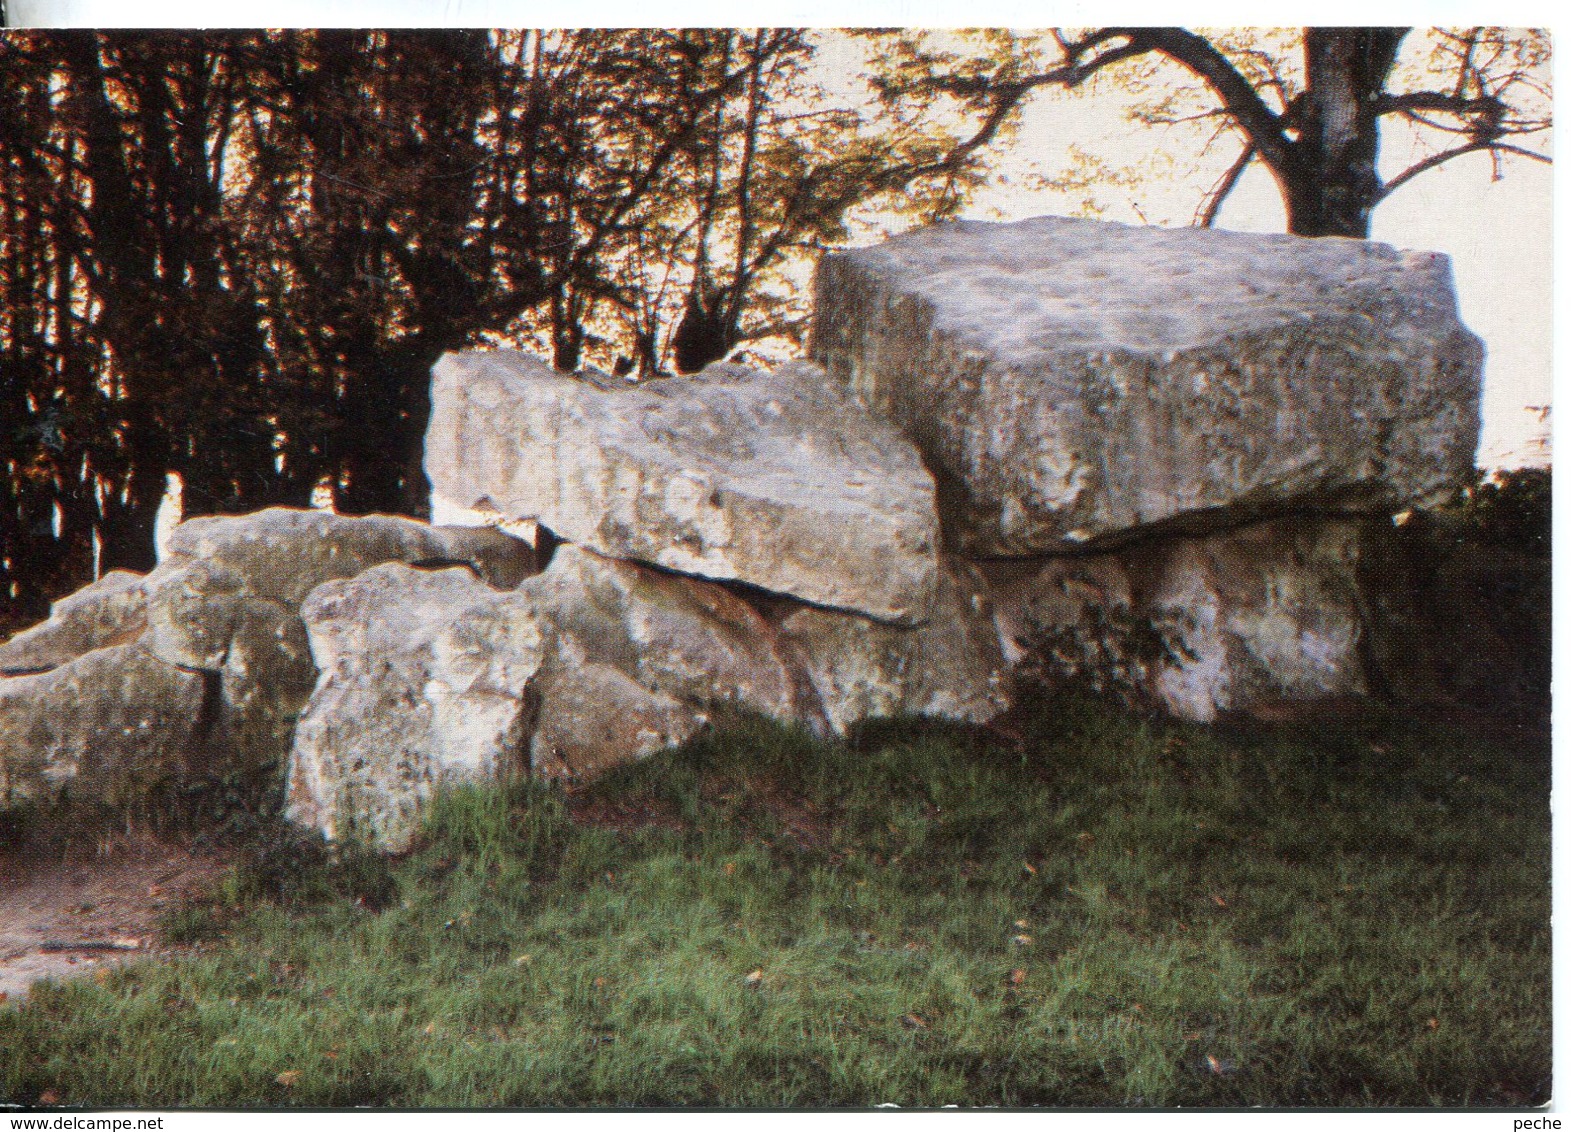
[0,693,1551,1108]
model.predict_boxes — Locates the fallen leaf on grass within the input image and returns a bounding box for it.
[1011,934,1034,947]
[1021,861,1037,876]
[724,862,736,876]
[1007,969,1027,987]
[1427,1017,1440,1031]
[900,1012,928,1030]
[743,969,764,988]
[38,1089,61,1105]
[593,977,607,989]
[275,1070,301,1087]
[513,954,532,966]
[1211,894,1228,909]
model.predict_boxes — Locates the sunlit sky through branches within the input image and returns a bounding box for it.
[6,6,1554,468]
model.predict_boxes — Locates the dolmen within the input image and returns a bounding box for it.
[0,215,1484,850]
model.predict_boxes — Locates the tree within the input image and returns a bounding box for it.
[867,28,1551,238]
[0,28,996,627]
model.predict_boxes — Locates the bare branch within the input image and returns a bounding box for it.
[1195,142,1256,227]
[1377,140,1551,203]
[1105,28,1294,177]
[1376,89,1507,123]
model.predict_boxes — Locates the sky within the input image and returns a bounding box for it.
[3,6,1555,469]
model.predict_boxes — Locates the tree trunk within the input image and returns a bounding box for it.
[1284,29,1407,238]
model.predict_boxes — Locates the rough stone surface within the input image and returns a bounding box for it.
[1143,520,1368,722]
[164,507,536,602]
[527,545,805,736]
[0,571,150,675]
[990,517,1369,722]
[985,553,1145,699]
[284,545,813,842]
[286,564,544,852]
[142,508,538,776]
[813,215,1484,556]
[528,660,704,783]
[425,352,940,624]
[0,644,207,808]
[777,559,1013,734]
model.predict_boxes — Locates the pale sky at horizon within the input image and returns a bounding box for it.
[3,7,1555,468]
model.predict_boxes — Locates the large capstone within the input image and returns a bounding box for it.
[424,352,941,625]
[812,215,1483,556]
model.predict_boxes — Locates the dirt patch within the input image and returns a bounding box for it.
[567,793,689,836]
[566,776,833,852]
[0,836,235,1004]
[700,777,835,852]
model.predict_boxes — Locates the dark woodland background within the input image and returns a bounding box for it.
[0,29,1550,635]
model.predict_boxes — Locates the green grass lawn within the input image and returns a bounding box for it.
[0,694,1551,1108]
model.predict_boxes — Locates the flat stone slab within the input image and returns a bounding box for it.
[813,215,1483,555]
[425,353,941,625]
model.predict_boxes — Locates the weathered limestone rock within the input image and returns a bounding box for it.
[777,559,1013,734]
[526,545,805,735]
[0,644,207,808]
[985,553,1145,699]
[813,216,1483,556]
[283,538,1027,844]
[989,517,1370,722]
[163,507,536,602]
[425,352,940,624]
[144,508,537,775]
[286,564,544,851]
[1142,520,1368,721]
[528,659,704,783]
[0,509,539,821]
[285,545,804,846]
[0,571,150,675]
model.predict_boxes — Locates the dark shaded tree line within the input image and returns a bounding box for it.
[0,28,1550,630]
[0,28,987,628]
